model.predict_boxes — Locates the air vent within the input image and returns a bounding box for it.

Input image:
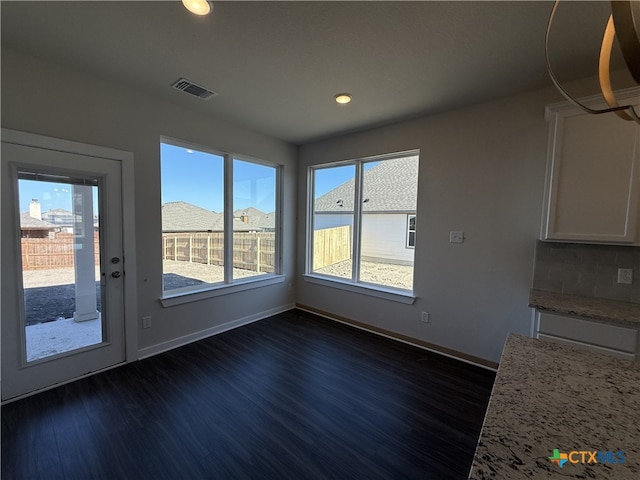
[171,78,217,100]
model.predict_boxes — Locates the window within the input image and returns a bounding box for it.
[407,215,416,248]
[160,140,280,296]
[308,152,418,292]
[233,158,277,281]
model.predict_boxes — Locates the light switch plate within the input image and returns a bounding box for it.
[449,231,464,243]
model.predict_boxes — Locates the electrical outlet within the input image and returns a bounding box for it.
[421,311,430,323]
[617,268,633,285]
[142,316,152,329]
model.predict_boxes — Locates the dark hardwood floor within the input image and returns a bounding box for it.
[2,309,495,480]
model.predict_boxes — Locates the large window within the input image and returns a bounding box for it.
[308,152,419,292]
[161,140,280,295]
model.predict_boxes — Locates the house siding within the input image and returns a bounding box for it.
[314,213,414,264]
[314,213,354,230]
[361,213,414,264]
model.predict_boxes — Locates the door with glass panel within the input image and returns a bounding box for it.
[1,141,125,401]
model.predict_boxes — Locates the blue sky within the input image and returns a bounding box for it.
[161,144,224,211]
[18,180,99,215]
[18,144,376,214]
[161,143,276,212]
[314,164,355,198]
[313,161,378,198]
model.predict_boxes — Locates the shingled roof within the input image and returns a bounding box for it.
[314,155,418,213]
[20,213,56,230]
[162,201,254,232]
[233,207,276,230]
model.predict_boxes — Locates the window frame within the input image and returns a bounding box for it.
[406,214,416,249]
[159,137,283,305]
[305,150,418,303]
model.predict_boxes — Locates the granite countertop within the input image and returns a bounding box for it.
[468,334,640,479]
[529,289,640,328]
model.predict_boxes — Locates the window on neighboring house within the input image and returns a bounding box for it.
[160,140,280,296]
[308,152,419,292]
[407,214,416,248]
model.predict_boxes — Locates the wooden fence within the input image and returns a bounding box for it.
[313,225,351,270]
[162,232,276,273]
[20,227,348,273]
[21,233,100,270]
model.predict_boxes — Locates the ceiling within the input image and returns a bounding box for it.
[0,1,626,145]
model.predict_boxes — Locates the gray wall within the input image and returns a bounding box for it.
[297,87,568,363]
[2,47,298,353]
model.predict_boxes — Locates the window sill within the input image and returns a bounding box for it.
[302,274,416,304]
[161,274,286,307]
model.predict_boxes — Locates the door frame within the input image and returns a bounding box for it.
[1,128,138,401]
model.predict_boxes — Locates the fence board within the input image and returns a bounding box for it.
[162,232,275,273]
[20,231,277,273]
[21,233,100,270]
[313,226,351,270]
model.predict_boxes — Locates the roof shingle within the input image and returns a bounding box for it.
[233,207,276,230]
[314,155,418,213]
[162,201,254,232]
[20,213,56,230]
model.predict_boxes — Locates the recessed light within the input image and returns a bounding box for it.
[182,0,212,16]
[335,93,352,104]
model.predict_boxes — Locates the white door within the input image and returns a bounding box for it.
[1,140,126,401]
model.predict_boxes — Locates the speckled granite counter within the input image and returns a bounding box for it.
[529,289,640,328]
[469,334,640,479]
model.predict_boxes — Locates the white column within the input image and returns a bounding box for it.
[73,185,99,322]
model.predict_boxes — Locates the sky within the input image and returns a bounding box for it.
[313,161,379,198]
[161,144,377,208]
[313,164,354,198]
[161,143,276,212]
[18,144,377,214]
[18,180,99,215]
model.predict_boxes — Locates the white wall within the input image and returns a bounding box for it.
[361,213,414,264]
[1,47,298,354]
[298,86,571,364]
[314,213,354,230]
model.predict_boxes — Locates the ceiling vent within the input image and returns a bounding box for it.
[171,78,217,100]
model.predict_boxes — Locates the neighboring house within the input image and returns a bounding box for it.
[313,156,418,265]
[233,207,276,232]
[162,201,255,232]
[19,212,56,238]
[41,208,99,233]
[20,199,57,238]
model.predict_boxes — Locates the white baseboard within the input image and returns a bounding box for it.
[137,303,295,360]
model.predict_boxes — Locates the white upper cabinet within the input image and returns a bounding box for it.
[542,88,640,244]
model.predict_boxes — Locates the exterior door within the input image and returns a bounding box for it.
[1,139,126,401]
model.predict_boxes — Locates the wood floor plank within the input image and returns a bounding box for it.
[1,392,65,480]
[2,308,494,479]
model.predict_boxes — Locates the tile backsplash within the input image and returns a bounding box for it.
[532,241,640,304]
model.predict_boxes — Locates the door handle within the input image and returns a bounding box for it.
[111,271,121,278]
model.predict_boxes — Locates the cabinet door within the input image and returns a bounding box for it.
[544,97,640,243]
[536,312,637,361]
